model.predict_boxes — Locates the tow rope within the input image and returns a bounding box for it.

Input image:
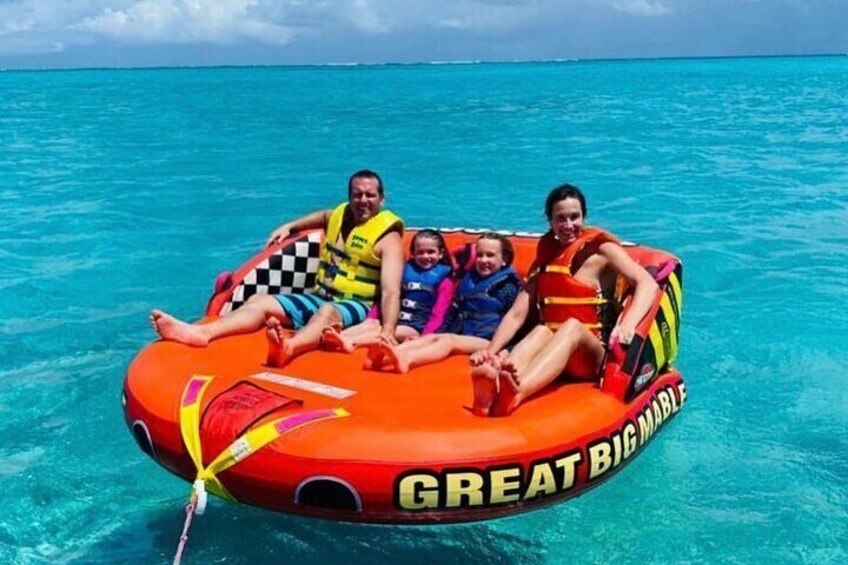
[172,375,349,564]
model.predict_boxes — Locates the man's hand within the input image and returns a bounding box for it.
[266,224,291,247]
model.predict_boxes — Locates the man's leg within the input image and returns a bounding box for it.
[267,303,342,367]
[151,294,286,347]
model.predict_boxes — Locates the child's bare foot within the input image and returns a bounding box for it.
[266,317,294,367]
[364,338,409,373]
[470,362,500,416]
[150,309,210,347]
[321,325,355,353]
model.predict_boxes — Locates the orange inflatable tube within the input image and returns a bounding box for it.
[124,228,685,523]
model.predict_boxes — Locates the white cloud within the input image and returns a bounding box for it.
[612,0,672,17]
[73,0,295,44]
[361,0,539,34]
[344,0,390,34]
[0,0,545,56]
[2,0,843,65]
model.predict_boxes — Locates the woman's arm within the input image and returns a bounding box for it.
[599,242,659,344]
[266,209,333,246]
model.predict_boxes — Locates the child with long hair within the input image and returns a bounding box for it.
[366,232,521,374]
[321,229,454,351]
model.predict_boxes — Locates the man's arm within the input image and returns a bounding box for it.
[374,231,404,341]
[266,209,333,247]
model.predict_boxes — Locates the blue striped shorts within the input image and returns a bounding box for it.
[274,293,370,330]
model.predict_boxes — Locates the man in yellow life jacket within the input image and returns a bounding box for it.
[151,170,405,367]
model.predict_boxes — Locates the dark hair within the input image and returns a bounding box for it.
[477,232,515,266]
[410,229,449,265]
[545,183,587,220]
[348,169,384,196]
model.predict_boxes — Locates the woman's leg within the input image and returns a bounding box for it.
[492,319,604,416]
[500,325,554,374]
[267,303,342,367]
[151,294,286,347]
[470,325,553,416]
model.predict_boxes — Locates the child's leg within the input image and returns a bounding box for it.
[365,334,438,372]
[341,318,381,340]
[394,325,420,342]
[373,334,489,374]
[323,319,380,352]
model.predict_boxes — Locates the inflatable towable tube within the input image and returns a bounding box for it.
[124,228,685,524]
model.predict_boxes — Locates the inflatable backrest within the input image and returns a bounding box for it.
[601,246,683,402]
[207,231,323,316]
[402,228,541,279]
[208,228,542,316]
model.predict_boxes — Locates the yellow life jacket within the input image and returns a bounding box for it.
[314,203,403,303]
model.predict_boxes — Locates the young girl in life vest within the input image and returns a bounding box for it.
[321,229,455,351]
[366,232,521,374]
[469,184,659,416]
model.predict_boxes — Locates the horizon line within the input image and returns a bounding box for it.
[1,51,844,73]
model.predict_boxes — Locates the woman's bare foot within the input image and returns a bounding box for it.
[150,309,210,347]
[491,361,522,416]
[364,338,409,373]
[266,317,295,367]
[321,325,355,353]
[470,362,501,416]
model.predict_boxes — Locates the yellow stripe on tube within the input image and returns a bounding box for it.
[668,272,683,316]
[659,293,678,363]
[648,321,667,370]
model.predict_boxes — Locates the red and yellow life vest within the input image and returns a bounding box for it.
[533,228,618,336]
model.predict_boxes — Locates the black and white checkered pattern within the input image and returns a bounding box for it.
[221,232,323,314]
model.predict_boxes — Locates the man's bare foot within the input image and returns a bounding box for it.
[470,362,501,417]
[266,317,295,367]
[491,361,522,416]
[322,326,355,353]
[150,309,210,347]
[364,339,408,373]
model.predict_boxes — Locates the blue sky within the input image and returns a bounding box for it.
[1,0,846,69]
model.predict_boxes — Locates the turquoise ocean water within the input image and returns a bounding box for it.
[1,56,846,563]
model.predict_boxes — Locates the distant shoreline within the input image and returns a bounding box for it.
[1,52,844,74]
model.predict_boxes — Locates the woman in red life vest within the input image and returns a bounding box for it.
[470,184,658,416]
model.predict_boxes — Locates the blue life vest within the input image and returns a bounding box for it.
[399,262,452,332]
[454,267,520,339]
